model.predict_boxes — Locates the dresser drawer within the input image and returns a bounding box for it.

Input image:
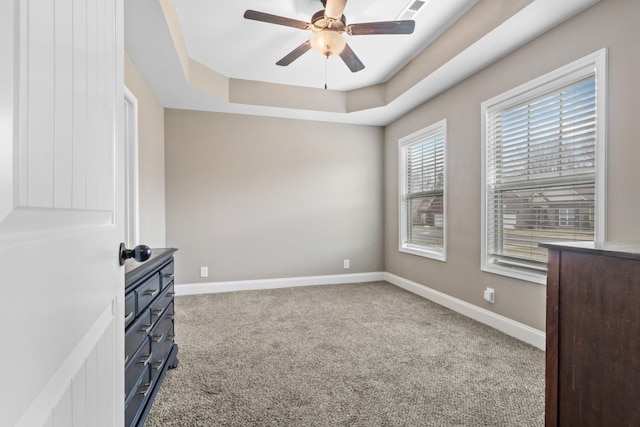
[125,337,151,401]
[150,283,175,322]
[151,334,174,380]
[150,303,174,350]
[136,273,161,313]
[125,308,152,364]
[150,304,174,370]
[124,291,136,327]
[125,367,152,427]
[160,261,175,289]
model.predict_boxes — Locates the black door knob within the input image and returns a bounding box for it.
[119,243,152,265]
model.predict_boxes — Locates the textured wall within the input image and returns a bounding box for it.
[384,0,640,331]
[165,110,384,284]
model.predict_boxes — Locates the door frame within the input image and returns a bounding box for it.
[124,86,140,248]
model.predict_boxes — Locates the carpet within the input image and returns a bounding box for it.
[144,282,544,426]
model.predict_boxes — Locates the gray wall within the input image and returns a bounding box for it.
[165,109,384,284]
[124,53,166,248]
[384,0,640,331]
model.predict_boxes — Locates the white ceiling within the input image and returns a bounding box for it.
[124,0,599,126]
[173,0,477,92]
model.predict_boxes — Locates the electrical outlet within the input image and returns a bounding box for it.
[343,259,350,269]
[200,266,208,278]
[483,287,495,303]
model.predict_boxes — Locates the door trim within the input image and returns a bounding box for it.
[124,86,140,248]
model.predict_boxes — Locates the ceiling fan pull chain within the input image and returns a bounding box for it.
[324,55,328,90]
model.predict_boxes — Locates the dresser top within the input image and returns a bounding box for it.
[125,247,177,284]
[539,241,640,260]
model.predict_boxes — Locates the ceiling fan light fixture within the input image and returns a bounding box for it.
[244,0,414,72]
[310,30,346,57]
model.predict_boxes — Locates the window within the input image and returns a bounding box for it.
[558,208,573,227]
[481,50,606,284]
[399,120,447,261]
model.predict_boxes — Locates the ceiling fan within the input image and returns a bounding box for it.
[243,0,416,73]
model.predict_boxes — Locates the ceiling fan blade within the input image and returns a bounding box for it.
[276,40,312,66]
[347,20,415,35]
[243,10,310,30]
[324,0,347,20]
[339,43,365,72]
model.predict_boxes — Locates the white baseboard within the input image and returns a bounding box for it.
[383,272,546,350]
[175,272,386,296]
[175,271,545,350]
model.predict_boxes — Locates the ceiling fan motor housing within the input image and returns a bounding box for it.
[312,10,347,32]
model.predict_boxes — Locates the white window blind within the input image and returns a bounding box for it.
[399,120,446,260]
[485,75,597,275]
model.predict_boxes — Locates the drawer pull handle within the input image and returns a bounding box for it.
[145,288,159,297]
[139,382,152,397]
[124,311,134,322]
[168,334,176,341]
[141,324,153,334]
[152,309,163,316]
[153,359,165,370]
[163,273,174,278]
[152,332,165,343]
[139,354,152,366]
[167,292,175,297]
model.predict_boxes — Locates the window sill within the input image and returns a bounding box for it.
[399,244,446,262]
[481,263,547,285]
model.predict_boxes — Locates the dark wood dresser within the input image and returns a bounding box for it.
[541,242,640,426]
[124,248,179,427]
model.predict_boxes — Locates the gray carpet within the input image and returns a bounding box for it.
[145,282,544,426]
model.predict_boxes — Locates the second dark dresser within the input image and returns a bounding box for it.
[541,242,640,426]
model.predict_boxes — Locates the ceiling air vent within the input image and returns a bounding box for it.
[397,0,429,20]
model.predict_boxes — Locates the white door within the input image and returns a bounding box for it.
[1,0,125,426]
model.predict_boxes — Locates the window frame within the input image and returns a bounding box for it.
[481,49,607,284]
[398,119,447,261]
